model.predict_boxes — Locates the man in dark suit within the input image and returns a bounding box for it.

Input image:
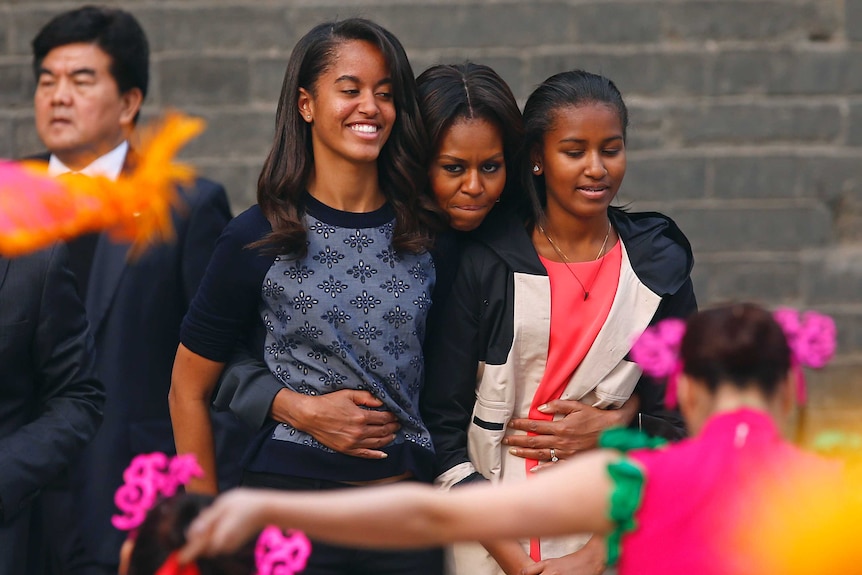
[30,6,248,574]
[0,245,105,575]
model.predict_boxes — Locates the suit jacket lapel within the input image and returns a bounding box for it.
[0,258,10,293]
[85,235,129,335]
[85,144,139,334]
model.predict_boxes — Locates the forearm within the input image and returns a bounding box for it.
[482,540,533,575]
[266,452,616,546]
[169,344,225,494]
[170,395,219,494]
[183,451,618,561]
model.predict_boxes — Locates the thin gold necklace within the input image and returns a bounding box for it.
[538,219,611,301]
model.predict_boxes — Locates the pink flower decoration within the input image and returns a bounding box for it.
[794,312,836,369]
[111,452,205,532]
[112,482,154,531]
[772,309,836,405]
[254,526,311,575]
[772,307,802,341]
[631,308,836,410]
[164,454,204,497]
[630,318,686,379]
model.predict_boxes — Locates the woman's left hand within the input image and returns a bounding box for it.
[503,397,639,463]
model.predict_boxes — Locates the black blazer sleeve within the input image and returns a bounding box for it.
[213,347,283,430]
[0,245,104,522]
[421,248,485,479]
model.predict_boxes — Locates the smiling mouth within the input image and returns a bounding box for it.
[350,124,379,134]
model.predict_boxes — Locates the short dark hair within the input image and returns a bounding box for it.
[128,494,255,575]
[416,62,524,209]
[681,303,792,397]
[256,18,437,256]
[32,5,149,100]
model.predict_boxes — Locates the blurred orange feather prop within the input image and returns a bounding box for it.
[0,111,205,258]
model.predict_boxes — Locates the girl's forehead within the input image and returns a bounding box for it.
[545,103,624,134]
[548,102,620,123]
[328,39,388,70]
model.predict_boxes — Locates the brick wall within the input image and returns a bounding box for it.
[2,0,860,439]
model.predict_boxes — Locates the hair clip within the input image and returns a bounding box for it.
[116,453,311,575]
[112,452,204,532]
[630,309,836,409]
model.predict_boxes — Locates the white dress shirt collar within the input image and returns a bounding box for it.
[47,140,129,181]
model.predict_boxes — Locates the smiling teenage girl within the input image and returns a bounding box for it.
[168,18,442,575]
[422,70,696,575]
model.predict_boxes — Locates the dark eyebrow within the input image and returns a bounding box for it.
[437,151,505,162]
[334,75,393,88]
[37,67,97,78]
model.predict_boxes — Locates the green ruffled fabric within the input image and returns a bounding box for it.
[599,426,668,452]
[605,457,646,566]
[600,427,664,566]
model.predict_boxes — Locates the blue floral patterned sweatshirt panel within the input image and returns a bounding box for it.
[254,194,436,477]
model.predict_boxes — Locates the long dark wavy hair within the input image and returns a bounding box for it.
[520,69,629,229]
[416,62,524,210]
[254,18,438,256]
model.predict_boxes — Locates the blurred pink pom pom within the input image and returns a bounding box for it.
[794,312,836,368]
[254,526,311,575]
[630,318,686,378]
[111,452,204,532]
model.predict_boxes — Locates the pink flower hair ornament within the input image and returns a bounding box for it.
[114,453,311,575]
[254,526,312,575]
[630,309,836,409]
[154,529,312,575]
[112,452,204,531]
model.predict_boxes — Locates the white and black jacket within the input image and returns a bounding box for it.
[421,206,697,490]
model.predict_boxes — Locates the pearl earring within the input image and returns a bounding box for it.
[306,115,312,120]
[533,165,540,173]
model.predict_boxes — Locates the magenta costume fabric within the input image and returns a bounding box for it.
[619,409,832,575]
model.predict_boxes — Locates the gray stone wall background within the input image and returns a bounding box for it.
[2,0,860,439]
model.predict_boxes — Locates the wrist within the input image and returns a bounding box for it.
[617,395,641,426]
[271,388,307,430]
